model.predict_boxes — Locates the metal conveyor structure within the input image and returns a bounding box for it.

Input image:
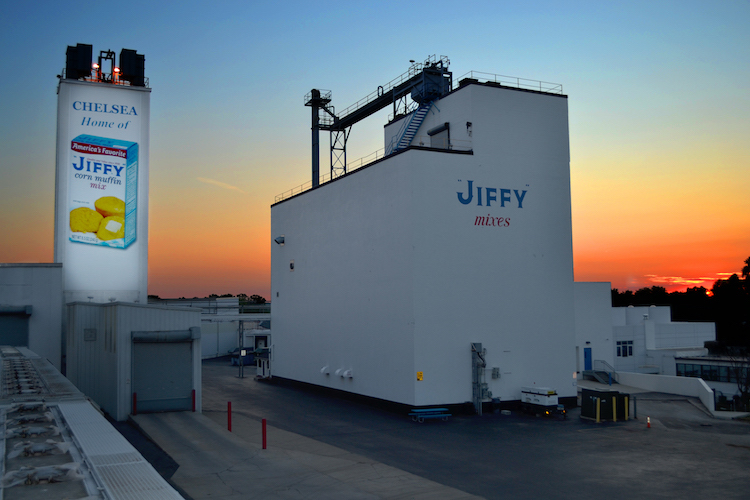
[304,55,452,186]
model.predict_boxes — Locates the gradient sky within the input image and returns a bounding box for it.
[1,1,748,299]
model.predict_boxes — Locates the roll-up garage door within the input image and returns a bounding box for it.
[132,329,196,413]
[0,306,31,347]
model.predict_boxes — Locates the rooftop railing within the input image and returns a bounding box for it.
[274,138,472,203]
[457,71,563,94]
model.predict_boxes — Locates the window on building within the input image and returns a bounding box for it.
[616,340,633,357]
[676,363,734,382]
[701,365,719,382]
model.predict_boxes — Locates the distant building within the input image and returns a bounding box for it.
[612,305,715,375]
[148,296,270,360]
[574,282,716,377]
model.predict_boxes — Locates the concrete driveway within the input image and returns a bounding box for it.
[196,358,750,500]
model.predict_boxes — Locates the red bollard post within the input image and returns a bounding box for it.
[133,393,137,416]
[192,389,196,412]
[262,418,267,449]
[228,402,232,432]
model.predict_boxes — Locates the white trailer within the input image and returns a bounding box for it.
[521,387,566,418]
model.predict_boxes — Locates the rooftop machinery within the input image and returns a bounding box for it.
[304,55,452,187]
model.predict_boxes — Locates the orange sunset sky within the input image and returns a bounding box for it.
[1,1,748,300]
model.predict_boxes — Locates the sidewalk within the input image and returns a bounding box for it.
[132,411,483,500]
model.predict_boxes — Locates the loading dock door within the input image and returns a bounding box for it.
[0,306,31,347]
[132,330,196,413]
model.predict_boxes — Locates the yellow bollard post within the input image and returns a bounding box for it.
[625,396,629,421]
[596,397,601,423]
[613,397,617,423]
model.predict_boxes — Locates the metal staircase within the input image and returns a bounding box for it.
[583,360,619,385]
[386,101,433,155]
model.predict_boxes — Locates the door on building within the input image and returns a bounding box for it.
[584,347,592,371]
[0,307,31,347]
[132,341,193,413]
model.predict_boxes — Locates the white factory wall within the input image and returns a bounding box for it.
[413,84,575,404]
[272,82,575,405]
[66,302,202,421]
[0,264,64,369]
[573,282,615,373]
[652,322,715,350]
[272,153,417,404]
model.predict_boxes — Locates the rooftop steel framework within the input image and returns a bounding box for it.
[304,56,452,186]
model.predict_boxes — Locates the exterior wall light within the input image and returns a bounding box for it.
[274,236,285,246]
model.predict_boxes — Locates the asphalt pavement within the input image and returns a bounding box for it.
[131,358,750,500]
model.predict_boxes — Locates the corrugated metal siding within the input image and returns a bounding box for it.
[68,302,201,421]
[67,303,119,418]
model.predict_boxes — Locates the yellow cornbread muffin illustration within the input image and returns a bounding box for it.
[70,207,103,233]
[69,135,138,249]
[96,216,125,241]
[95,196,125,218]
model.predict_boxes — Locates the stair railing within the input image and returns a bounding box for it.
[386,102,433,155]
[593,359,619,383]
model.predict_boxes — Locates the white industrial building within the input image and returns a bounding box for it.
[573,281,716,377]
[272,62,577,408]
[612,305,715,375]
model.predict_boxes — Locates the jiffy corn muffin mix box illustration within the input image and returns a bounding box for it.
[68,134,138,248]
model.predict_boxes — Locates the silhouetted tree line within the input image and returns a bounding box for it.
[611,256,750,348]
[208,293,267,304]
[149,293,268,304]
